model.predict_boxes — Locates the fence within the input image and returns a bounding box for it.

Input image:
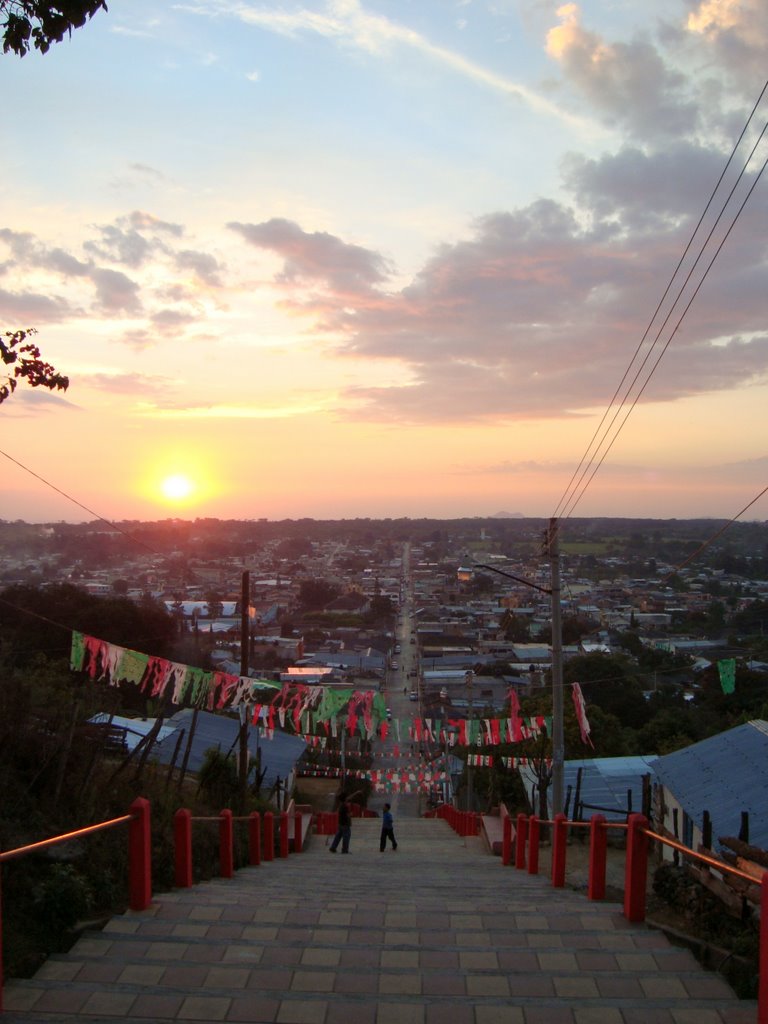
[502,809,768,1024]
[0,797,308,1013]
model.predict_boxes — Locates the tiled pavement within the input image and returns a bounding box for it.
[2,818,757,1023]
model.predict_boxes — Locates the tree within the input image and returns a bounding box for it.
[1,328,69,404]
[2,1,107,57]
[298,579,340,611]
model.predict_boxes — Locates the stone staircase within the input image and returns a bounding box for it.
[2,818,757,1023]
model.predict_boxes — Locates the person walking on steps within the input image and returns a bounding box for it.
[329,790,362,854]
[380,802,398,852]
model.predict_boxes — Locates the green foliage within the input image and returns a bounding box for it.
[1,1,107,57]
[0,327,69,402]
[30,864,94,931]
[197,748,240,807]
[298,578,341,611]
[0,582,177,667]
[563,652,650,729]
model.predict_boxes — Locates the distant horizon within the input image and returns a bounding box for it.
[4,512,765,528]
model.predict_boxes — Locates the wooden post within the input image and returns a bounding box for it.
[588,814,607,901]
[702,810,712,851]
[174,808,193,888]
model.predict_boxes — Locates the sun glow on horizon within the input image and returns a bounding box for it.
[160,474,196,503]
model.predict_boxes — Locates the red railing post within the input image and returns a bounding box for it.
[502,815,512,866]
[263,811,274,861]
[294,812,303,854]
[219,809,234,879]
[528,815,540,875]
[588,814,607,901]
[624,813,649,923]
[249,812,261,866]
[515,814,528,870]
[552,813,567,888]
[174,808,193,888]
[279,812,289,858]
[128,797,152,911]
[759,873,768,1024]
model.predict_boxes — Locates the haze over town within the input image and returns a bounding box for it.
[2,1,768,524]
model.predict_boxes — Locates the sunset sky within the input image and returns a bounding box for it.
[2,0,767,524]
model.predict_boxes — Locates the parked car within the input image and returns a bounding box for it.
[409,691,418,701]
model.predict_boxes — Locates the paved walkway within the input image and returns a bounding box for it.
[2,818,757,1023]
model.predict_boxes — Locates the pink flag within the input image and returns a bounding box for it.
[572,682,594,748]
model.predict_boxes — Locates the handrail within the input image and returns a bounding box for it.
[644,828,760,887]
[0,798,151,1014]
[494,806,767,1024]
[0,814,133,863]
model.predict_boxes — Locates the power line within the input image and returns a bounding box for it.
[552,78,768,520]
[562,148,768,519]
[0,446,161,557]
[661,482,768,581]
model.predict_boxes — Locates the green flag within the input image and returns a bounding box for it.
[718,658,736,694]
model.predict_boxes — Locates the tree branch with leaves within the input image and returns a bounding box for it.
[1,328,69,405]
[2,1,107,57]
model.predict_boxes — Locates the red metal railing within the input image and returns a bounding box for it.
[500,809,767,1024]
[0,797,151,1013]
[0,799,307,1013]
[172,808,306,885]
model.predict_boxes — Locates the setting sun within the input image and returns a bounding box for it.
[161,474,195,502]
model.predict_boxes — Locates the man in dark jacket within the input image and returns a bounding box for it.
[329,790,362,853]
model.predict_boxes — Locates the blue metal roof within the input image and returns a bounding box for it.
[563,756,658,819]
[151,708,306,793]
[653,719,768,852]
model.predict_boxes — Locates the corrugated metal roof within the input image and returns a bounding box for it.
[151,708,306,792]
[653,719,768,851]
[519,755,658,820]
[564,756,658,818]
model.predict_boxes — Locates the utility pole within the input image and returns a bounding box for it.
[465,669,474,811]
[546,518,565,816]
[238,570,250,808]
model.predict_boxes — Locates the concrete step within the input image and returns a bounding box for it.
[2,818,758,1023]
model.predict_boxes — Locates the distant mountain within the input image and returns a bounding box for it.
[490,511,525,519]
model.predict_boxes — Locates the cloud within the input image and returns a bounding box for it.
[683,0,768,92]
[236,187,768,424]
[84,211,183,268]
[80,371,174,397]
[150,308,200,332]
[0,286,75,324]
[90,267,143,314]
[1,389,79,415]
[545,3,699,141]
[228,217,393,294]
[561,143,730,229]
[175,249,225,287]
[193,0,593,130]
